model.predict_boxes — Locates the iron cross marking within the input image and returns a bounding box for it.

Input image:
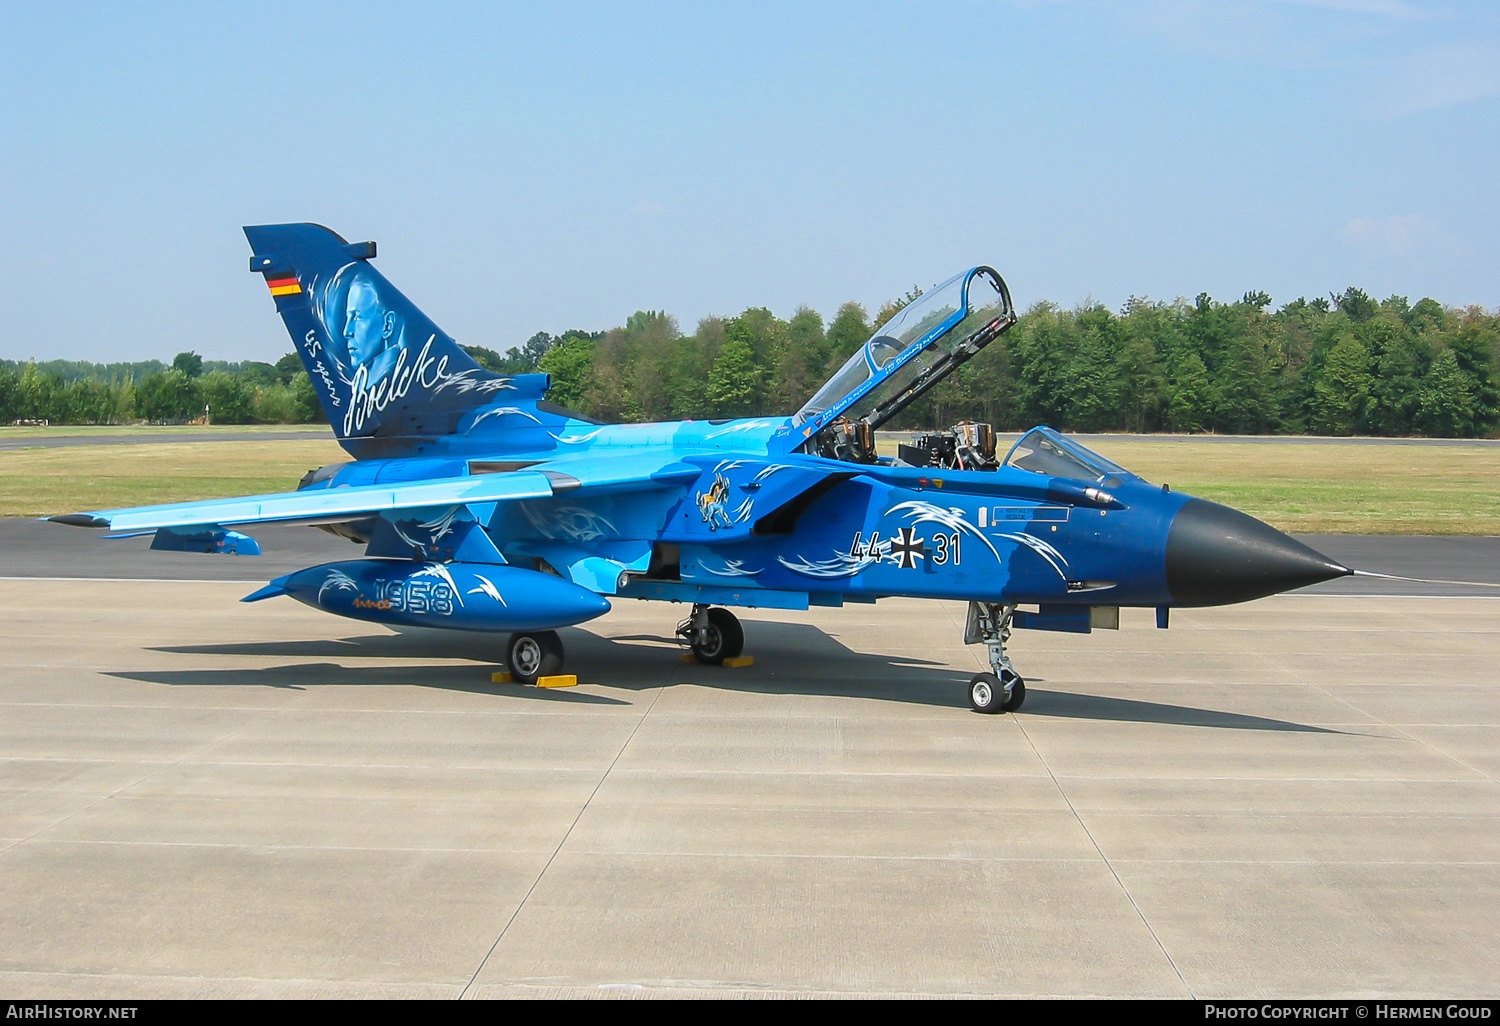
[891,526,926,569]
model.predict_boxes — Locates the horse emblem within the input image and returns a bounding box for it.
[696,473,733,530]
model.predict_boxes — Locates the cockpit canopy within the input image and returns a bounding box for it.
[1002,426,1129,484]
[796,267,1014,448]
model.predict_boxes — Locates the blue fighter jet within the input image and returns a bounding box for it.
[50,223,1353,712]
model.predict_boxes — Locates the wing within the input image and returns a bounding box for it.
[48,452,702,534]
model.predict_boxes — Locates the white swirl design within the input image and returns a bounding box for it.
[411,562,466,607]
[465,573,507,604]
[777,549,885,579]
[318,568,359,602]
[884,500,1001,561]
[996,532,1070,580]
[700,557,761,578]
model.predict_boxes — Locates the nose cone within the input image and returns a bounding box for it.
[1166,498,1350,607]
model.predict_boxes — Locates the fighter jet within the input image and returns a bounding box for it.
[50,223,1352,712]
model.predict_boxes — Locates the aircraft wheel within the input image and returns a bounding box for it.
[508,630,564,685]
[692,607,744,664]
[1001,671,1027,712]
[969,672,1005,714]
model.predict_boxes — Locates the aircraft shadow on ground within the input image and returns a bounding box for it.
[137,620,1342,732]
[105,662,630,705]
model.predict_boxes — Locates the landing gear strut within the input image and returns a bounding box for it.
[965,601,1026,714]
[678,604,744,664]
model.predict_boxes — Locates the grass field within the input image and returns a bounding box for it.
[874,436,1499,535]
[1,434,1496,534]
[0,423,327,439]
[0,440,348,516]
[1079,440,1500,535]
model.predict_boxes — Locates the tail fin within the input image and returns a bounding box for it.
[244,223,511,448]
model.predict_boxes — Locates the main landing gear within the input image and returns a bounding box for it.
[677,604,745,664]
[965,601,1026,714]
[507,630,564,685]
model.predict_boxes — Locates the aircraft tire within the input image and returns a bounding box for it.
[1001,671,1026,712]
[508,630,564,685]
[692,607,744,664]
[969,672,1005,714]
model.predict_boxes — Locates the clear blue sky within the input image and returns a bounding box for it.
[2,1,1496,364]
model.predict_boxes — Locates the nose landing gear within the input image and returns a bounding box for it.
[966,601,1026,713]
[678,604,745,664]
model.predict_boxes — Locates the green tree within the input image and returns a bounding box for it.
[1007,302,1079,427]
[706,332,761,417]
[822,302,870,376]
[460,345,506,373]
[236,361,279,389]
[489,330,562,374]
[136,369,202,422]
[252,383,300,423]
[536,334,597,410]
[1447,307,1499,433]
[199,371,254,424]
[275,353,305,385]
[1165,350,1212,432]
[290,373,325,422]
[1309,332,1373,435]
[1361,317,1424,435]
[172,351,204,378]
[16,364,55,421]
[54,378,115,424]
[1333,287,1379,323]
[1066,305,1128,431]
[1414,349,1475,437]
[113,375,135,422]
[0,366,20,422]
[774,306,826,412]
[1213,333,1274,433]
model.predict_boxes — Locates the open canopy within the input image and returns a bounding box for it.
[795,267,1014,447]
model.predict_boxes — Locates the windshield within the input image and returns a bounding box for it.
[1002,427,1128,482]
[796,267,1012,429]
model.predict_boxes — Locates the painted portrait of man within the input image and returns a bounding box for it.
[320,264,406,388]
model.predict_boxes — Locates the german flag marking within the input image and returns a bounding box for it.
[266,275,301,296]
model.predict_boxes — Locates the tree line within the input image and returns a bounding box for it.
[0,351,321,425]
[469,288,1498,437]
[3,288,1496,436]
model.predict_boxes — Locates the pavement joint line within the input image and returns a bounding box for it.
[4,759,1494,782]
[458,673,668,999]
[461,848,1500,865]
[1285,659,1500,788]
[1012,713,1196,998]
[0,710,283,860]
[0,839,1139,861]
[0,968,468,989]
[14,836,1499,864]
[13,839,569,855]
[1086,858,1500,866]
[0,970,1156,999]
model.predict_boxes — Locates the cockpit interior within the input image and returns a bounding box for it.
[795,266,1134,486]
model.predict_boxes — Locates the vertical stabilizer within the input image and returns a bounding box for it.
[244,223,513,447]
